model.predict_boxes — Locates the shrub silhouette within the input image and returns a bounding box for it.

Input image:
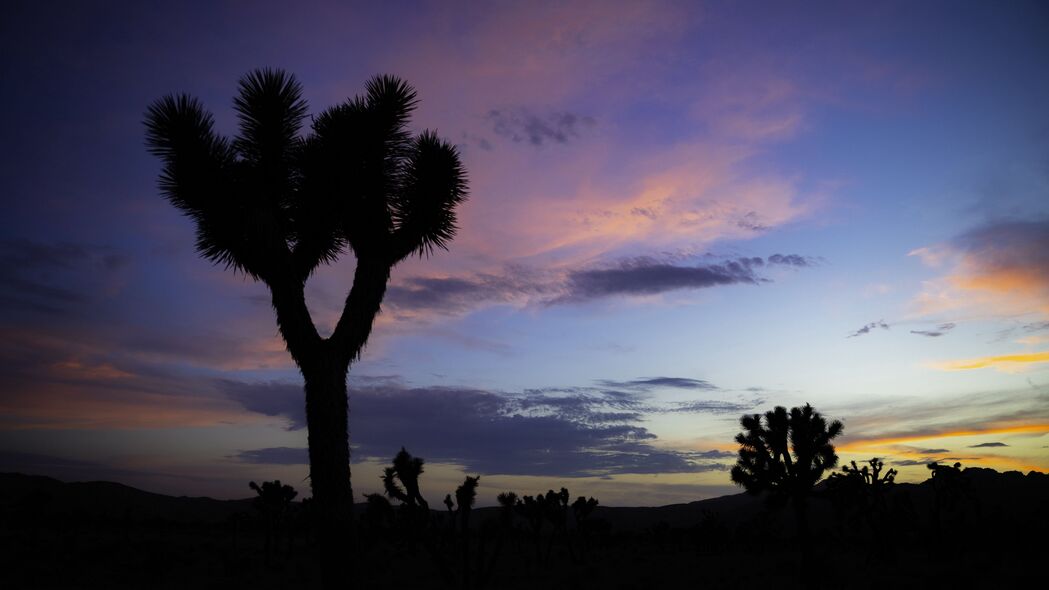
[447,476,480,589]
[373,448,498,589]
[828,458,897,514]
[248,480,297,564]
[383,447,430,512]
[926,461,974,543]
[509,488,584,566]
[827,457,897,551]
[731,403,843,540]
[145,69,467,586]
[361,492,395,533]
[514,492,549,565]
[571,495,599,533]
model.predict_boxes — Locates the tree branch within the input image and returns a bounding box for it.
[269,276,323,370]
[328,256,392,366]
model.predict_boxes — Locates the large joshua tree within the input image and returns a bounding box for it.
[144,69,467,584]
[731,404,843,540]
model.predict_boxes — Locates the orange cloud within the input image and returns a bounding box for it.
[51,359,134,381]
[909,220,1049,319]
[932,351,1049,371]
[0,385,261,431]
[839,422,1049,452]
[423,140,815,274]
[0,327,280,430]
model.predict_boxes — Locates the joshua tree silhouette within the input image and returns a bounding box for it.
[827,457,897,552]
[571,495,598,527]
[926,461,971,540]
[145,69,467,586]
[383,446,430,512]
[731,403,843,540]
[571,495,599,563]
[835,457,898,489]
[248,480,298,564]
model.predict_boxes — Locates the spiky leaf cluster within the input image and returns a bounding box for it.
[249,479,298,517]
[382,447,429,510]
[731,403,843,499]
[145,69,467,286]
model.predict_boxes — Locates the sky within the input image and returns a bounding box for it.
[1,0,1047,506]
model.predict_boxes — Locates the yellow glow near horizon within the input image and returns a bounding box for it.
[933,351,1049,371]
[839,422,1049,451]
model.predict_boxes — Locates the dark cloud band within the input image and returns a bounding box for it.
[384,254,814,316]
[487,108,595,146]
[224,377,757,478]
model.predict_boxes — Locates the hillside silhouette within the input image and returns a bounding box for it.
[3,467,1045,589]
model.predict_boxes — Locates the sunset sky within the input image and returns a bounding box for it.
[1,1,1047,506]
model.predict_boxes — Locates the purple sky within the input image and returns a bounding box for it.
[1,1,1048,505]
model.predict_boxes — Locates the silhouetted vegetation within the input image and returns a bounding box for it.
[360,448,602,589]
[827,458,901,557]
[730,403,843,540]
[3,451,1046,588]
[144,69,467,588]
[926,460,979,550]
[248,480,297,564]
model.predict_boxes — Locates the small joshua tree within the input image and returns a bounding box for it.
[383,447,430,512]
[514,493,548,564]
[927,461,971,538]
[828,457,897,545]
[249,480,298,564]
[571,496,599,562]
[829,457,897,510]
[571,496,599,527]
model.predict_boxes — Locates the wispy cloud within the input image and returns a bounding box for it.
[903,447,950,454]
[835,387,1049,456]
[596,377,717,391]
[666,400,764,414]
[847,320,889,338]
[558,256,766,302]
[841,422,1049,453]
[0,239,127,317]
[232,447,308,465]
[385,254,814,320]
[910,322,956,337]
[487,108,595,146]
[767,253,815,267]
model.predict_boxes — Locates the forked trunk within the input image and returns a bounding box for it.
[271,261,391,588]
[303,359,353,588]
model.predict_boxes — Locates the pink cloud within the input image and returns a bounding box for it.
[909,220,1049,319]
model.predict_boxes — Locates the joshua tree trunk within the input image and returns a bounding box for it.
[303,361,353,586]
[269,261,390,588]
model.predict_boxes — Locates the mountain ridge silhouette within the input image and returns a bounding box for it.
[3,467,1045,530]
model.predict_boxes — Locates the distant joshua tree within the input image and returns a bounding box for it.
[249,480,297,564]
[731,404,843,539]
[145,69,467,586]
[829,457,897,511]
[571,495,599,527]
[828,457,897,546]
[926,461,970,537]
